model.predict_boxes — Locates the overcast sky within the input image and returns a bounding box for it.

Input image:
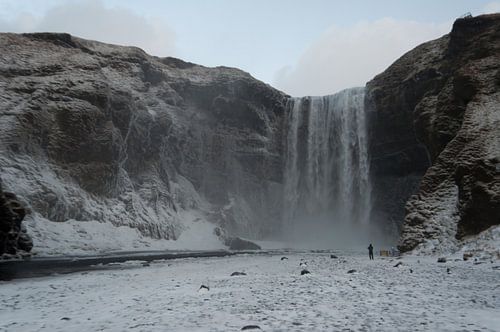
[1,0,499,96]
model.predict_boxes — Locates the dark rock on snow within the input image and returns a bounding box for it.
[347,269,357,274]
[226,237,261,250]
[437,257,447,263]
[280,256,288,260]
[241,325,262,331]
[300,269,310,275]
[198,285,210,291]
[463,252,473,261]
[230,271,247,276]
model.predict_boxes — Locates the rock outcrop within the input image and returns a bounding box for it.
[0,178,33,256]
[0,32,288,251]
[367,14,500,253]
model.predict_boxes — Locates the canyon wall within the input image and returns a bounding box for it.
[1,13,499,255]
[0,33,288,253]
[367,14,500,253]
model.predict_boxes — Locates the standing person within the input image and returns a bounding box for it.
[368,243,374,260]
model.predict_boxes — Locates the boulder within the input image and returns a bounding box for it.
[241,325,261,331]
[226,237,261,250]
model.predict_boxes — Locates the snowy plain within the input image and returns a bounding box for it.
[1,252,499,332]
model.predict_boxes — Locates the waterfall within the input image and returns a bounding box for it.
[283,87,371,246]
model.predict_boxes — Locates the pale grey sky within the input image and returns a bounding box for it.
[1,0,499,96]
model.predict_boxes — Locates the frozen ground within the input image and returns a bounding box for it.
[1,252,499,332]
[24,211,226,256]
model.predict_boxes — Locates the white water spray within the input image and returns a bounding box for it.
[283,87,372,247]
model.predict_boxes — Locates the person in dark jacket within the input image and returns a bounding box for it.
[368,244,374,260]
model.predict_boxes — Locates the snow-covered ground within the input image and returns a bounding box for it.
[1,252,499,331]
[24,211,226,256]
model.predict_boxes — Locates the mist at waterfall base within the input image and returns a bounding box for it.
[280,87,390,249]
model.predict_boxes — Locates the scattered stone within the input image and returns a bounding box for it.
[347,269,356,274]
[330,254,338,259]
[281,256,288,260]
[231,272,247,276]
[60,317,71,321]
[226,237,261,250]
[447,268,451,274]
[437,257,447,263]
[198,285,210,292]
[463,253,473,261]
[410,269,413,273]
[393,262,403,267]
[241,325,261,331]
[300,269,311,275]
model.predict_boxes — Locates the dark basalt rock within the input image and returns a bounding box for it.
[366,14,500,251]
[230,271,247,276]
[198,285,210,292]
[226,237,261,250]
[300,269,310,275]
[241,325,261,331]
[0,178,33,256]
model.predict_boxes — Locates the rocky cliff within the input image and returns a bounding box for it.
[0,33,288,253]
[1,15,499,256]
[367,14,500,253]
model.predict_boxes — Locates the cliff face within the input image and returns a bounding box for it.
[1,15,499,255]
[367,14,500,253]
[0,33,288,250]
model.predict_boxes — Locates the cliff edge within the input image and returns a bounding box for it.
[367,14,500,253]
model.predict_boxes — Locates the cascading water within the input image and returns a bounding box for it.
[283,87,372,247]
